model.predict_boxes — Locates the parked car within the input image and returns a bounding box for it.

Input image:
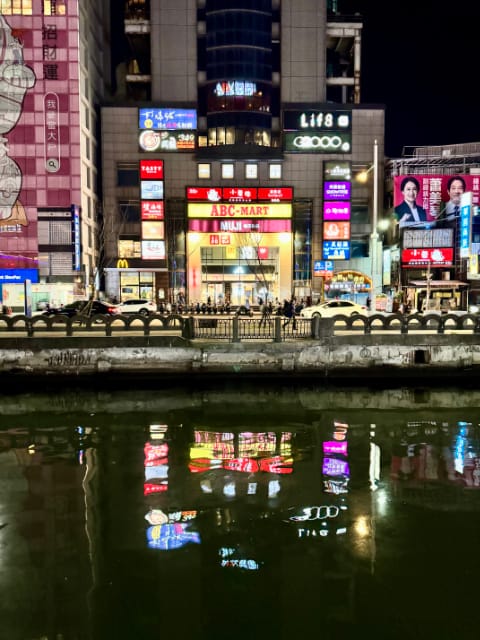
[299,300,367,319]
[42,300,120,318]
[116,298,157,316]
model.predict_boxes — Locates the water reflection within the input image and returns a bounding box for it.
[2,385,480,639]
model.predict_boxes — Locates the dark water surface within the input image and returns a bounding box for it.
[2,382,480,640]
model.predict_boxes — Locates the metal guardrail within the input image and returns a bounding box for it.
[1,312,480,340]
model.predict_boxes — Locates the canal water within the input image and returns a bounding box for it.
[2,381,480,640]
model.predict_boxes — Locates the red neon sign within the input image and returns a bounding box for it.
[140,159,164,179]
[257,187,293,201]
[401,247,454,267]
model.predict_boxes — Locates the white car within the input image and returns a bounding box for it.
[299,300,367,319]
[116,299,157,316]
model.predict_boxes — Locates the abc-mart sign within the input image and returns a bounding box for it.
[187,203,292,219]
[284,131,351,153]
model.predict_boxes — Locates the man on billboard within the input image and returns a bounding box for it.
[444,175,466,222]
[394,177,428,228]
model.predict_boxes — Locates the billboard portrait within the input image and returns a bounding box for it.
[394,174,480,229]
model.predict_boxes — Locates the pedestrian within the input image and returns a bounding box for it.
[259,299,271,327]
[366,296,371,311]
[282,298,294,328]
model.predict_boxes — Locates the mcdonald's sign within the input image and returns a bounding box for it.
[116,259,129,269]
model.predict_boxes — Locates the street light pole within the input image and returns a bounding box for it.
[370,139,379,313]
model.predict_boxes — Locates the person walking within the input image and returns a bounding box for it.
[282,298,294,329]
[259,299,271,327]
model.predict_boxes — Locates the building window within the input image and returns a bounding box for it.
[118,239,141,258]
[117,165,139,187]
[1,0,33,13]
[269,164,282,179]
[245,164,258,180]
[221,164,234,179]
[118,201,140,222]
[43,1,66,15]
[198,163,211,179]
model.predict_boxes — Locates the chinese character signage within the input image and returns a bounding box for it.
[322,241,351,260]
[139,108,197,130]
[394,174,480,229]
[323,182,351,200]
[401,248,454,267]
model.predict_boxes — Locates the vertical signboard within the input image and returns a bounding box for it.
[0,5,81,274]
[460,191,472,258]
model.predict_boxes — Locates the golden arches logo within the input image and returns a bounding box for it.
[117,259,129,269]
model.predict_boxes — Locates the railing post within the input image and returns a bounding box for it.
[274,316,282,342]
[182,316,194,339]
[232,316,240,342]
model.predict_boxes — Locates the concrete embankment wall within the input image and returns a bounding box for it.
[1,334,480,384]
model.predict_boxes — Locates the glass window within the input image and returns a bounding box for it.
[198,163,211,179]
[221,164,234,179]
[117,165,139,187]
[245,164,258,179]
[269,164,282,179]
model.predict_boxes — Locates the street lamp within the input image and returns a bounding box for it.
[371,138,379,313]
[356,139,380,312]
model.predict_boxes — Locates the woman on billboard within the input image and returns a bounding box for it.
[395,176,428,228]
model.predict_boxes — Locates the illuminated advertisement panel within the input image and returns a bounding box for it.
[141,201,164,220]
[188,219,291,233]
[0,269,39,284]
[460,191,472,258]
[140,160,164,180]
[187,187,222,201]
[323,201,351,220]
[0,8,84,270]
[186,187,293,202]
[394,174,480,228]
[323,241,350,260]
[313,260,334,277]
[283,110,351,131]
[141,240,166,260]
[284,131,351,153]
[139,108,197,130]
[323,221,350,241]
[401,248,454,267]
[139,130,195,152]
[141,180,163,200]
[142,221,165,240]
[222,188,258,202]
[257,187,293,201]
[323,161,352,181]
[187,203,292,219]
[323,182,351,200]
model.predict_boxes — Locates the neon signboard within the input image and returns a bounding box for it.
[140,159,163,180]
[284,110,351,131]
[284,131,351,153]
[141,201,164,220]
[323,202,351,220]
[324,182,351,200]
[323,241,350,260]
[323,221,350,241]
[139,108,197,130]
[401,248,454,267]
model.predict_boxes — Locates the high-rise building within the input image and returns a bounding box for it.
[0,0,112,311]
[102,0,385,307]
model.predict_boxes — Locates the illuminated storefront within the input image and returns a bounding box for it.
[186,190,293,305]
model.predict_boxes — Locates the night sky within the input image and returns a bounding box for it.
[341,0,480,157]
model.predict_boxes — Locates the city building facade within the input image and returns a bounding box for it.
[385,143,480,312]
[101,0,385,309]
[0,0,112,312]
